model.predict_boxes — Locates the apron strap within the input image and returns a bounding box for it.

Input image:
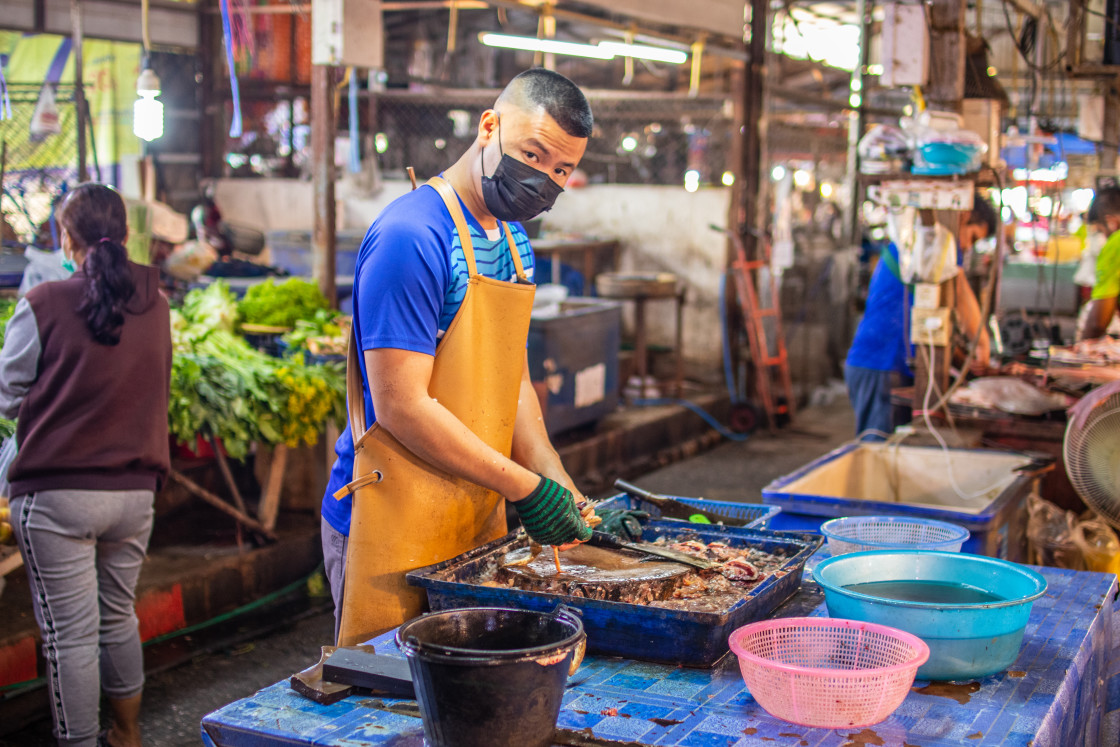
[346,326,367,441]
[503,222,529,283]
[345,178,534,442]
[426,176,530,283]
[427,177,478,277]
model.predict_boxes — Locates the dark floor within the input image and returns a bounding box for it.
[0,398,856,747]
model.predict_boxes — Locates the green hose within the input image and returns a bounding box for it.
[0,565,328,696]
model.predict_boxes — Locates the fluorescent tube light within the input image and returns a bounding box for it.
[479,34,614,60]
[596,41,688,64]
[479,34,688,64]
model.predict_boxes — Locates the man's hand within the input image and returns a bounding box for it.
[1069,380,1120,432]
[513,475,593,547]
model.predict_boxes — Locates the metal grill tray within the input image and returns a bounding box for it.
[405,523,821,668]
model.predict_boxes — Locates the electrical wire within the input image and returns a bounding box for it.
[927,167,1004,415]
[920,334,1010,500]
[998,0,1068,74]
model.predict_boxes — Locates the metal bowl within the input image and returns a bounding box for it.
[812,550,1047,680]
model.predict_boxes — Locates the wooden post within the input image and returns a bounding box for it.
[736,0,768,262]
[1101,80,1120,173]
[71,0,88,183]
[926,0,967,112]
[258,443,289,532]
[842,0,873,243]
[311,65,338,308]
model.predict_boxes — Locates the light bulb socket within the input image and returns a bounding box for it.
[136,67,161,96]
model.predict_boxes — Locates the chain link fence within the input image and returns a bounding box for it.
[1,83,81,245]
[370,92,734,187]
[219,85,737,188]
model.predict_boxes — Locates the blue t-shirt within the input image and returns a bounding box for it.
[321,184,535,535]
[846,243,912,374]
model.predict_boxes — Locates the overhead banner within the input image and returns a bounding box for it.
[1,31,141,183]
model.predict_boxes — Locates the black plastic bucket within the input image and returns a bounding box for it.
[397,606,585,747]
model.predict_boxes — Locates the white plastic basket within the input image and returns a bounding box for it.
[820,516,969,556]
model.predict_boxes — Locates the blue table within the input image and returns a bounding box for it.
[201,564,1119,747]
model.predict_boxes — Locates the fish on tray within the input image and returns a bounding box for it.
[486,535,785,612]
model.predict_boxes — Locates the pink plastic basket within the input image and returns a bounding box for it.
[728,617,929,729]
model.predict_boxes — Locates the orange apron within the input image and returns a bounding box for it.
[334,176,535,646]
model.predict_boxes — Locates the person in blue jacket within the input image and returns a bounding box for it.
[845,199,996,437]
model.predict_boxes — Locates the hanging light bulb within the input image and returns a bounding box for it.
[133,67,164,142]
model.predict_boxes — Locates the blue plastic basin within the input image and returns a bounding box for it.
[812,550,1047,680]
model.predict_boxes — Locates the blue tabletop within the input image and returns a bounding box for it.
[201,564,1119,747]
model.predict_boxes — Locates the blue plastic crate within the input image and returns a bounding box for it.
[266,229,364,276]
[595,493,780,529]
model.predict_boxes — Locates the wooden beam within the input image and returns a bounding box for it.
[0,551,23,578]
[211,436,248,515]
[169,469,278,541]
[311,65,337,307]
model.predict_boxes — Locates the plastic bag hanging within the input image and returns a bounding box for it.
[219,0,243,138]
[29,84,62,142]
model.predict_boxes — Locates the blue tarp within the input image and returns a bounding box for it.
[1001,132,1098,169]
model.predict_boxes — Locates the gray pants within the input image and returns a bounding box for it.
[321,520,348,644]
[11,489,154,747]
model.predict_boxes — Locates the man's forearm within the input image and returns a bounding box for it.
[376,394,540,501]
[1079,298,1117,340]
[510,369,582,497]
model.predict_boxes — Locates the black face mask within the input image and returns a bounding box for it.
[480,125,564,223]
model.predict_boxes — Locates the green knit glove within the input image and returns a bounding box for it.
[514,475,593,546]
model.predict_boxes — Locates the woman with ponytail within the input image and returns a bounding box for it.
[0,183,171,747]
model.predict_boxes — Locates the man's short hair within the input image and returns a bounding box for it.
[967,193,998,238]
[498,68,593,139]
[1090,187,1120,224]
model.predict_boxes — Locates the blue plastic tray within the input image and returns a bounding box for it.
[761,441,1042,560]
[405,523,821,668]
[596,493,780,529]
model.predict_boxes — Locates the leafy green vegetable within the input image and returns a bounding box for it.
[238,278,329,328]
[0,298,20,349]
[282,308,349,355]
[180,281,240,333]
[167,327,345,460]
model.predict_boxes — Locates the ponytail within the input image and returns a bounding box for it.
[57,183,136,346]
[78,237,135,345]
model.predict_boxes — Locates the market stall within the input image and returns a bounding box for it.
[200,544,1119,747]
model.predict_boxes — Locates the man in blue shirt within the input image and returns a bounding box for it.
[322,70,597,639]
[845,200,995,437]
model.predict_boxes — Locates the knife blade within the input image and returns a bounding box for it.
[586,531,716,570]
